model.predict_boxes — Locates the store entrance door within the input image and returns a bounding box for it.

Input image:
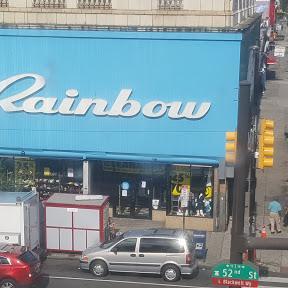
[114,178,152,219]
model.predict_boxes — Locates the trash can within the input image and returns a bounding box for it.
[192,230,207,259]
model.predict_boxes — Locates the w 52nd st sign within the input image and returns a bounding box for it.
[212,262,259,287]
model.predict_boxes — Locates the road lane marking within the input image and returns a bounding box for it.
[44,275,288,288]
[260,277,288,284]
[45,275,210,288]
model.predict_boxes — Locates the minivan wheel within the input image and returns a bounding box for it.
[0,279,17,288]
[161,264,180,282]
[90,260,108,277]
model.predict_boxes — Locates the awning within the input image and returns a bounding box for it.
[0,148,220,166]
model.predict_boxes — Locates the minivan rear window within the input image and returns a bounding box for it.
[18,251,37,264]
[139,238,185,253]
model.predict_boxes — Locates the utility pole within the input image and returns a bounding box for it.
[248,46,261,260]
[230,81,251,264]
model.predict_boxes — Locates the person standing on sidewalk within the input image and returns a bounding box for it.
[268,199,282,234]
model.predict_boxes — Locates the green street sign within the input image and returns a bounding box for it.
[212,262,259,287]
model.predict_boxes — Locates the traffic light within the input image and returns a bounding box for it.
[225,131,237,165]
[257,119,274,169]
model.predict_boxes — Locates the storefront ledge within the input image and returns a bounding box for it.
[165,215,213,231]
[152,209,166,222]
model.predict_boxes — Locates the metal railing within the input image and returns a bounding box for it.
[78,0,112,9]
[0,0,8,7]
[158,0,183,10]
[32,0,65,8]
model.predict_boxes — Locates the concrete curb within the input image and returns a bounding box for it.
[46,253,81,261]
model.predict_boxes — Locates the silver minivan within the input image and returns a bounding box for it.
[80,228,199,282]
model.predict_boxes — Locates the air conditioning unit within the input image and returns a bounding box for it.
[0,233,21,245]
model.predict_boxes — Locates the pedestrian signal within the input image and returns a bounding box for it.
[257,119,274,169]
[225,131,237,165]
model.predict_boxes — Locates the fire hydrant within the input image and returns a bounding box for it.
[261,225,267,239]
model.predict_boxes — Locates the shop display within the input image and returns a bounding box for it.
[195,193,205,217]
[0,158,35,192]
[0,158,15,191]
[34,160,83,201]
[35,175,83,201]
[34,176,61,201]
[14,159,35,191]
[170,166,214,218]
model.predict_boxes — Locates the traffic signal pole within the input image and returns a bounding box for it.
[229,81,285,264]
[230,81,251,264]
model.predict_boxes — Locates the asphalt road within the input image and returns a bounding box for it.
[36,258,213,288]
[35,259,288,288]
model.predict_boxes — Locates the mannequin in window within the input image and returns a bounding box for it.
[196,192,205,216]
[189,192,196,216]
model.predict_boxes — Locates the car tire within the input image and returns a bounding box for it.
[161,264,181,282]
[0,279,17,288]
[90,260,109,277]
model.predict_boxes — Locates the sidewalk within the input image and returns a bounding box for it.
[253,27,288,273]
[205,28,288,273]
[204,29,288,273]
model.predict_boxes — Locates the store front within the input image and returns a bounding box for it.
[0,25,259,231]
[0,157,214,224]
[91,161,214,221]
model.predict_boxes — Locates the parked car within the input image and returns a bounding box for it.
[80,228,199,282]
[0,243,41,288]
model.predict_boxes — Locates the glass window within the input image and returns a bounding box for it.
[114,238,137,252]
[169,165,214,218]
[139,238,184,253]
[0,256,10,265]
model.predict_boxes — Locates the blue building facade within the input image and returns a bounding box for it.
[0,25,259,231]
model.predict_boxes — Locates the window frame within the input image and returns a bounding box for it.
[112,237,137,253]
[139,237,185,254]
[0,256,11,265]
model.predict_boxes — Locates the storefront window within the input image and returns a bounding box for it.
[34,159,83,200]
[0,157,83,200]
[168,165,214,218]
[0,157,35,192]
[92,161,168,219]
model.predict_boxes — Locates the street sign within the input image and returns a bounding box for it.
[212,262,259,287]
[274,45,286,57]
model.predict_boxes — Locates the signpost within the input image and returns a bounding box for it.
[274,45,286,57]
[212,262,259,287]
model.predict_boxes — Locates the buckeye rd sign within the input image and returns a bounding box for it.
[212,263,259,287]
